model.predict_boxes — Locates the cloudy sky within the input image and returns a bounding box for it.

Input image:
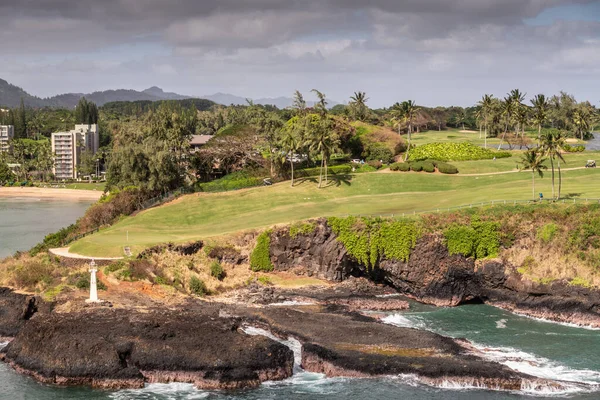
[1,0,599,107]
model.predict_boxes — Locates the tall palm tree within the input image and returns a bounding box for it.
[540,131,566,200]
[306,115,339,188]
[572,106,592,140]
[292,90,306,116]
[520,149,547,201]
[280,127,300,187]
[311,89,328,116]
[400,100,419,161]
[498,96,514,150]
[530,94,549,143]
[349,91,369,121]
[478,94,494,149]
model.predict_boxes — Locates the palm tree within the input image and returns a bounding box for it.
[400,100,419,161]
[478,94,494,149]
[305,115,339,188]
[540,131,566,200]
[572,106,593,140]
[530,94,549,142]
[498,96,514,150]
[311,89,328,116]
[349,91,369,121]
[280,127,300,187]
[520,149,547,201]
[292,90,306,116]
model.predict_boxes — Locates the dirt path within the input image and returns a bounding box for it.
[49,247,123,260]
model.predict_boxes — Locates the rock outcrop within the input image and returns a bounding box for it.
[0,288,49,340]
[0,306,293,390]
[269,220,600,328]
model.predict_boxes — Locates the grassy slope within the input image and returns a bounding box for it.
[71,165,600,257]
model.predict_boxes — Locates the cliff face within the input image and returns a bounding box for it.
[269,220,600,327]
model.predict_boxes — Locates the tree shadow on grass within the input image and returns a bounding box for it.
[562,193,583,199]
[324,174,353,188]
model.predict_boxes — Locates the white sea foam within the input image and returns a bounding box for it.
[381,313,425,329]
[243,326,327,385]
[496,319,507,329]
[471,344,600,386]
[511,311,600,331]
[375,293,402,298]
[110,383,209,399]
[268,301,316,307]
[0,342,8,350]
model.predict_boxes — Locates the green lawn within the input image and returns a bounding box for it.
[452,151,600,174]
[70,167,600,257]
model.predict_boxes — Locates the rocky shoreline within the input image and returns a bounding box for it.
[0,284,592,394]
[269,219,600,329]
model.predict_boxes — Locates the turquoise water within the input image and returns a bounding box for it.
[0,198,92,258]
[1,302,599,399]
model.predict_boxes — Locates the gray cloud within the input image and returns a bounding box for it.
[0,0,599,106]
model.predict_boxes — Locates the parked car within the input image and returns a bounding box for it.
[586,160,596,168]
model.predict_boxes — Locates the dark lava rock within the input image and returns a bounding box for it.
[0,288,50,339]
[207,246,247,265]
[0,306,293,390]
[137,241,204,259]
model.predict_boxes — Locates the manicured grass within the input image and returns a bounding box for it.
[70,167,600,257]
[452,151,600,174]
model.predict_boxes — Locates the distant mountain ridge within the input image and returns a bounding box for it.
[0,78,339,109]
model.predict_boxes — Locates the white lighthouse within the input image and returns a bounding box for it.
[85,259,101,303]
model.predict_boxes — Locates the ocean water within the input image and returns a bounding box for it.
[0,198,92,258]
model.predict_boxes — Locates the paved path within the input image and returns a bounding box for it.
[49,247,123,260]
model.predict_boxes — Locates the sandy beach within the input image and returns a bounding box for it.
[0,187,103,201]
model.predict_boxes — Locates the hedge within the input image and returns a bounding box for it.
[250,231,274,272]
[409,142,511,162]
[295,164,352,178]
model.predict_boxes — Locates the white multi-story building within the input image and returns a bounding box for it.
[51,123,100,180]
[0,125,14,153]
[74,124,99,154]
[51,131,82,180]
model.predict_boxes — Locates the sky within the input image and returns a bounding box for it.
[1,0,600,108]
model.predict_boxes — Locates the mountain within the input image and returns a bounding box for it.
[202,92,340,109]
[0,77,339,109]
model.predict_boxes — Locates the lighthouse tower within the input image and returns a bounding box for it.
[85,259,101,303]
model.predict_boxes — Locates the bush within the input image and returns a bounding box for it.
[257,276,272,286]
[563,144,585,153]
[189,276,208,296]
[196,171,264,193]
[289,222,316,238]
[537,223,558,243]
[104,261,126,274]
[444,221,500,259]
[410,162,424,172]
[250,231,274,272]
[365,143,394,164]
[210,261,226,281]
[295,164,352,178]
[30,224,78,256]
[367,160,383,170]
[436,162,459,174]
[422,161,436,173]
[75,275,107,291]
[409,142,511,162]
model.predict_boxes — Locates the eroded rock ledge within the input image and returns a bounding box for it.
[0,305,293,390]
[269,219,600,328]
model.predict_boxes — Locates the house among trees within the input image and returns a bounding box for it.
[190,135,213,152]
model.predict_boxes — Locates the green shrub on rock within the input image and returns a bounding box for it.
[210,261,226,281]
[189,276,207,296]
[444,221,500,259]
[250,231,274,272]
[537,223,558,243]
